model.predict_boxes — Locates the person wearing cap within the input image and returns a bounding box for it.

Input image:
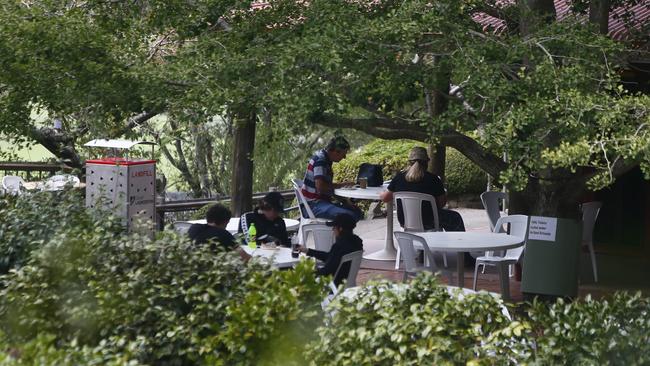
[296,214,363,286]
[238,192,290,247]
[188,203,251,261]
[300,136,363,221]
[380,146,466,233]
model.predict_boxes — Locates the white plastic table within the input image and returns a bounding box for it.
[334,186,394,261]
[188,217,300,234]
[413,232,524,288]
[242,246,302,269]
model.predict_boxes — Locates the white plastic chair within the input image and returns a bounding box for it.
[301,223,335,252]
[329,250,363,295]
[291,178,327,244]
[394,231,452,283]
[581,202,602,283]
[393,191,443,269]
[42,174,80,191]
[173,221,193,235]
[2,176,26,195]
[480,191,507,231]
[472,215,528,300]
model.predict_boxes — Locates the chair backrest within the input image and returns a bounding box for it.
[240,212,253,242]
[493,215,528,261]
[301,223,335,252]
[291,178,316,219]
[480,191,507,231]
[393,191,439,231]
[394,231,440,274]
[2,175,25,194]
[333,250,363,289]
[581,201,602,243]
[173,221,193,235]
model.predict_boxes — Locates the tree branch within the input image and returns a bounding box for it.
[311,113,508,178]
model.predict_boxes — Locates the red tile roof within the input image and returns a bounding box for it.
[473,0,650,41]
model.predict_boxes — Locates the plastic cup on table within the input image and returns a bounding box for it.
[359,177,368,189]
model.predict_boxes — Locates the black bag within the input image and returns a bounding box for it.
[356,163,383,187]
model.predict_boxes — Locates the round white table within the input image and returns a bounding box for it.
[188,217,300,234]
[412,231,524,289]
[242,246,302,269]
[334,186,395,261]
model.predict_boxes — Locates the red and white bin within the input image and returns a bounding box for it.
[84,139,156,235]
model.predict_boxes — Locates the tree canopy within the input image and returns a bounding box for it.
[1,0,649,215]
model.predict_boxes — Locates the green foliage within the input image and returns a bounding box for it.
[0,192,326,365]
[524,293,650,365]
[334,139,486,195]
[0,190,123,274]
[306,275,524,365]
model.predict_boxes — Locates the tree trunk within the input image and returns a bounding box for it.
[425,55,451,183]
[589,0,610,35]
[428,144,446,182]
[508,178,584,219]
[518,0,557,36]
[230,111,256,217]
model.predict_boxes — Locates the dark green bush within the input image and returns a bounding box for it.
[333,139,486,195]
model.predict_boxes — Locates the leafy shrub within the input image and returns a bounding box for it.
[0,190,123,274]
[2,192,650,365]
[305,275,525,365]
[0,192,326,365]
[333,139,486,195]
[524,293,650,365]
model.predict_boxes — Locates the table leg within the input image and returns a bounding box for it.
[456,252,465,288]
[499,264,510,301]
[362,200,397,261]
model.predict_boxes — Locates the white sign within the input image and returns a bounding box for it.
[528,216,557,242]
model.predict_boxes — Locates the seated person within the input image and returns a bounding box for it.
[296,214,363,286]
[188,203,250,261]
[301,136,363,221]
[380,146,466,232]
[238,192,290,247]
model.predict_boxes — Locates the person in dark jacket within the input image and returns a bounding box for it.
[238,192,290,246]
[188,203,250,261]
[297,214,363,286]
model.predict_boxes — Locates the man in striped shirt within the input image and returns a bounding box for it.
[301,136,363,221]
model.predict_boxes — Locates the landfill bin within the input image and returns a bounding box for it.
[522,216,582,298]
[84,139,157,236]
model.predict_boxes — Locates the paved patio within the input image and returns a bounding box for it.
[353,208,650,302]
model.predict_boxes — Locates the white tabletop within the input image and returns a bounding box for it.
[188,217,300,234]
[334,186,387,200]
[413,232,524,252]
[243,246,302,268]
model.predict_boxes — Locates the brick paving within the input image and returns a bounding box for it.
[351,208,650,303]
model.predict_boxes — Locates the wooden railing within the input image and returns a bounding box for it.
[156,189,298,229]
[0,162,66,181]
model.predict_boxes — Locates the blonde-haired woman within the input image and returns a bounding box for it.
[380,146,466,233]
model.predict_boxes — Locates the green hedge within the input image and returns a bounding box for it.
[333,139,486,195]
[1,192,650,365]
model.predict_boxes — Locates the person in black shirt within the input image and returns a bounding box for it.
[380,146,465,232]
[188,204,250,261]
[296,214,363,286]
[238,192,290,247]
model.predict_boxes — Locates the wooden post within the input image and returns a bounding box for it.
[230,111,256,217]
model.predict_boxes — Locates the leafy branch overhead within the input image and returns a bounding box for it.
[0,0,649,214]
